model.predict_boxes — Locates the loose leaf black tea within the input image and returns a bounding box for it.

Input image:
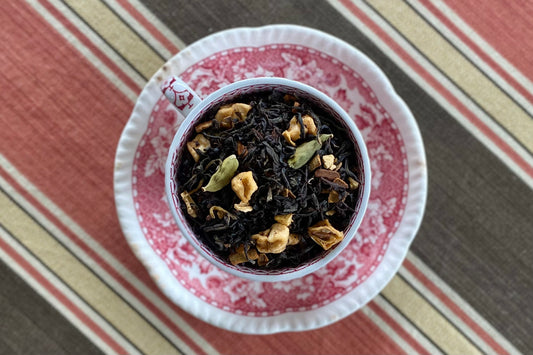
[175,90,361,269]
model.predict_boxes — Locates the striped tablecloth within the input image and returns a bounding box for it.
[1,1,531,354]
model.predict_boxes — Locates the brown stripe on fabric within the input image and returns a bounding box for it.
[0,259,104,355]
[140,0,532,352]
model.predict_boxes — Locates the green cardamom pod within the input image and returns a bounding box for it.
[288,134,333,169]
[203,154,239,192]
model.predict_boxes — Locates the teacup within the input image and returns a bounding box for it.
[163,76,371,282]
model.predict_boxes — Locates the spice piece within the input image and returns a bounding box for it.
[186,134,211,162]
[308,154,322,171]
[274,214,293,227]
[325,210,336,216]
[215,103,252,128]
[308,219,345,250]
[348,177,360,190]
[252,223,290,254]
[229,244,259,265]
[203,155,239,192]
[180,191,198,218]
[288,134,333,169]
[315,168,341,181]
[282,115,318,146]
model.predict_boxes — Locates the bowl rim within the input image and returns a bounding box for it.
[164,76,372,282]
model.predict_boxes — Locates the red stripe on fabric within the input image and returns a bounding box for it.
[0,167,207,355]
[339,0,533,180]
[0,3,206,353]
[38,0,142,94]
[203,310,406,355]
[0,238,128,355]
[367,301,430,354]
[442,0,533,84]
[403,260,508,355]
[114,0,180,54]
[419,0,533,106]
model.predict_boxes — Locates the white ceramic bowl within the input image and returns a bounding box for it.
[164,76,371,282]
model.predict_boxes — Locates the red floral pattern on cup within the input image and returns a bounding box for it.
[132,45,408,315]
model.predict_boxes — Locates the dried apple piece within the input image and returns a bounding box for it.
[186,134,211,162]
[215,103,252,129]
[308,219,344,250]
[252,223,290,254]
[229,244,259,265]
[282,115,318,146]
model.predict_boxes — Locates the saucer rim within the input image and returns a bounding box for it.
[113,24,427,334]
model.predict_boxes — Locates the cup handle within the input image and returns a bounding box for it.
[161,76,202,117]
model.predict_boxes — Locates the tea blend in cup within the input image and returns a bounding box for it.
[175,90,361,269]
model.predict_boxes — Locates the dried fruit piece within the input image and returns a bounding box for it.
[257,253,269,266]
[282,115,318,146]
[231,171,258,204]
[237,141,247,156]
[229,244,259,265]
[252,223,290,254]
[291,102,301,113]
[288,134,333,169]
[288,233,301,246]
[333,178,349,189]
[308,219,344,250]
[274,214,293,227]
[195,120,213,133]
[215,103,252,128]
[348,177,360,190]
[322,154,336,170]
[234,202,253,213]
[180,191,198,218]
[281,188,296,199]
[203,155,239,192]
[186,134,211,162]
[209,206,236,220]
[328,190,340,203]
[283,94,297,102]
[308,154,322,171]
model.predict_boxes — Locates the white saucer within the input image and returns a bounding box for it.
[114,25,427,334]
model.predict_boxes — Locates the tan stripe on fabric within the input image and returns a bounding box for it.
[0,190,180,355]
[63,0,164,78]
[368,0,533,153]
[382,276,481,354]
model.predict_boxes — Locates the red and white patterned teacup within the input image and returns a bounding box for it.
[163,76,371,282]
